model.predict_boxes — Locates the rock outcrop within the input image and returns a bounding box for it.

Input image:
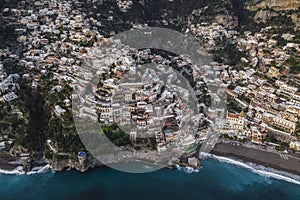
[45,158,102,172]
[247,0,300,11]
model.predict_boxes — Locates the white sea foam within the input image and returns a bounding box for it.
[0,166,25,175]
[26,164,53,175]
[0,164,53,175]
[200,152,300,185]
[174,164,200,173]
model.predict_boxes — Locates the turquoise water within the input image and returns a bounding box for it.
[1,159,300,200]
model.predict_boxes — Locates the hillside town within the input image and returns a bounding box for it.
[0,0,299,172]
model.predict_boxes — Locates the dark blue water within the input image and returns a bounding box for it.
[1,159,300,200]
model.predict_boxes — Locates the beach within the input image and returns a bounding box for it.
[211,142,300,176]
[0,152,22,170]
[1,142,300,177]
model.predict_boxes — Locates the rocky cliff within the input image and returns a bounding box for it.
[247,0,300,11]
[45,158,103,172]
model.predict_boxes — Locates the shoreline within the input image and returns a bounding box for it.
[201,152,300,185]
[0,152,50,174]
[210,142,300,176]
[1,143,300,180]
[0,152,22,171]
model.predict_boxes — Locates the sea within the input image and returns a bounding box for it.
[1,155,300,200]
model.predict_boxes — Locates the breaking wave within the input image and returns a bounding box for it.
[200,152,300,185]
[174,164,200,174]
[0,164,53,175]
[0,166,25,175]
[26,164,53,175]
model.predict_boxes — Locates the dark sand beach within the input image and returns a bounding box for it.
[0,152,22,171]
[211,142,300,176]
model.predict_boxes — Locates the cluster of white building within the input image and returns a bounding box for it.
[89,47,201,152]
[0,71,20,102]
[2,0,299,156]
[187,13,300,151]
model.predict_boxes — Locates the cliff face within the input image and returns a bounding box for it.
[46,158,88,172]
[247,0,300,11]
[45,157,103,172]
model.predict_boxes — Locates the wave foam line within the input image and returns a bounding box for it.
[0,166,25,175]
[0,164,53,175]
[174,164,200,174]
[200,152,300,185]
[26,164,53,175]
